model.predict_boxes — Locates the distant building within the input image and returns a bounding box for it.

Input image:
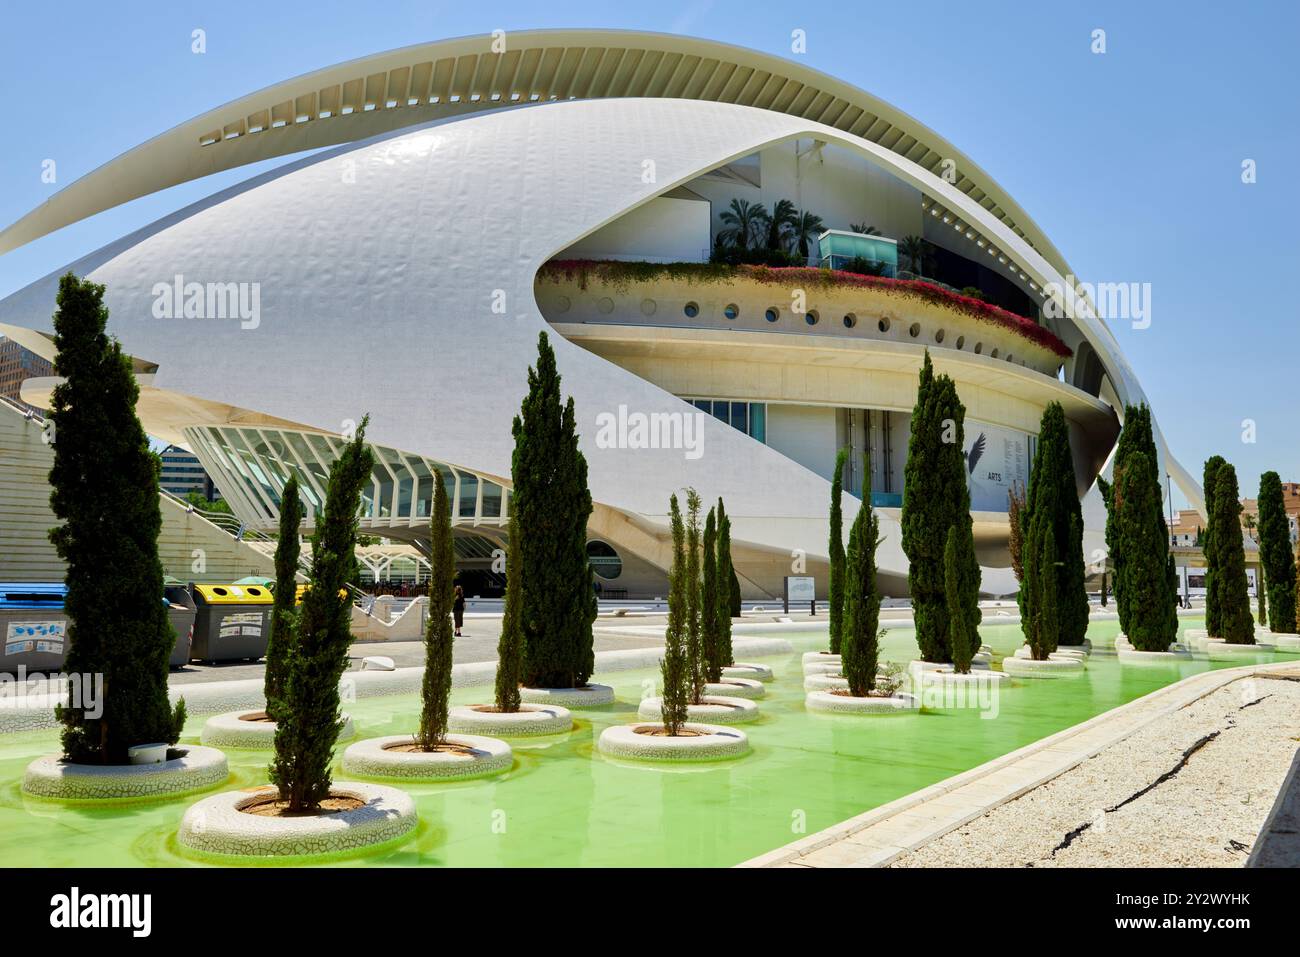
[1168,509,1203,548]
[158,444,219,501]
[1240,485,1300,544]
[0,337,53,413]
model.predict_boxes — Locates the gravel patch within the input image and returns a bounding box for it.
[889,676,1300,868]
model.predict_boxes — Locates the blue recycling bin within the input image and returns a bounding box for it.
[0,582,68,673]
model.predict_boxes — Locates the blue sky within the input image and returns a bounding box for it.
[1,0,1295,506]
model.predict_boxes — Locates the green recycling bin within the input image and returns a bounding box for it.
[190,583,274,663]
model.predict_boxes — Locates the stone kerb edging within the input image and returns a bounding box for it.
[0,637,794,734]
[738,660,1299,869]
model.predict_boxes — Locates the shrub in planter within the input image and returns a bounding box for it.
[715,497,736,665]
[1211,464,1255,644]
[1114,446,1178,652]
[1201,455,1228,637]
[701,505,721,682]
[494,514,524,713]
[684,489,705,704]
[841,456,882,695]
[660,494,690,735]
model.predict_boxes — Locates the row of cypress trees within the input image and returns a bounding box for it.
[658,488,737,727]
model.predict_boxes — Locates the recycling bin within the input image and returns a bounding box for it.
[164,585,196,668]
[0,582,68,673]
[190,583,274,663]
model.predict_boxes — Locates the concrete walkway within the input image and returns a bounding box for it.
[741,660,1300,868]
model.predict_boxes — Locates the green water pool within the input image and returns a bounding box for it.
[0,617,1281,867]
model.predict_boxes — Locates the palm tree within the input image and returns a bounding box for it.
[718,198,768,252]
[789,210,825,260]
[765,199,798,251]
[899,234,929,277]
[850,222,881,236]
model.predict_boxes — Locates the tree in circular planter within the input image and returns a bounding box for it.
[45,274,187,767]
[715,497,736,666]
[841,457,882,694]
[1257,471,1297,634]
[683,489,706,704]
[1201,455,1228,637]
[1018,402,1088,658]
[901,351,973,663]
[598,493,749,760]
[828,447,849,655]
[264,474,305,723]
[701,504,720,682]
[513,331,597,691]
[1209,463,1255,644]
[269,418,374,811]
[1113,444,1178,652]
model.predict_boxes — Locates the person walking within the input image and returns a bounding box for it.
[453,582,465,637]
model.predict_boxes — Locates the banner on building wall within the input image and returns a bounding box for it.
[963,422,1031,513]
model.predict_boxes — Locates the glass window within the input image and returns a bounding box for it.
[749,403,766,443]
[730,402,748,434]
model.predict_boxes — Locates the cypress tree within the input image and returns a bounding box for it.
[701,506,721,681]
[715,498,735,666]
[1114,449,1177,652]
[945,522,983,673]
[1007,480,1027,583]
[494,515,523,713]
[1109,404,1162,635]
[659,494,689,734]
[1210,465,1254,643]
[1097,476,1121,627]
[513,331,596,689]
[901,351,973,662]
[1258,569,1268,629]
[1100,570,1108,607]
[48,274,183,764]
[270,418,373,811]
[417,469,455,749]
[828,447,848,653]
[1257,471,1297,633]
[1028,521,1059,659]
[841,460,881,697]
[684,489,705,703]
[1019,403,1089,653]
[1201,456,1227,636]
[264,474,304,723]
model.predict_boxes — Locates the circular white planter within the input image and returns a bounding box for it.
[447,704,573,736]
[805,690,919,715]
[23,745,228,802]
[804,661,845,676]
[637,695,760,725]
[597,723,749,762]
[911,667,1010,687]
[1183,628,1209,650]
[200,710,356,749]
[722,662,774,682]
[1055,642,1092,657]
[1270,633,1300,652]
[1117,647,1192,663]
[342,733,512,781]
[804,672,849,692]
[1203,638,1269,661]
[519,684,615,708]
[911,658,990,672]
[703,678,765,700]
[1000,655,1085,678]
[802,652,841,666]
[1013,645,1086,662]
[177,782,417,861]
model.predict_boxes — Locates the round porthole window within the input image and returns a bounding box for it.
[935,329,946,344]
[973,342,983,354]
[555,296,571,313]
[684,301,699,318]
[765,307,780,323]
[640,298,657,316]
[990,348,999,359]
[878,317,890,333]
[843,313,857,329]
[586,540,623,580]
[597,297,614,314]
[724,303,739,320]
[955,336,965,350]
[805,310,819,326]
[908,322,921,338]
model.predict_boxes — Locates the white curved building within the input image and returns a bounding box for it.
[0,30,1199,599]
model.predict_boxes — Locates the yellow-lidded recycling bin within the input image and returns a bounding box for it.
[190,583,274,663]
